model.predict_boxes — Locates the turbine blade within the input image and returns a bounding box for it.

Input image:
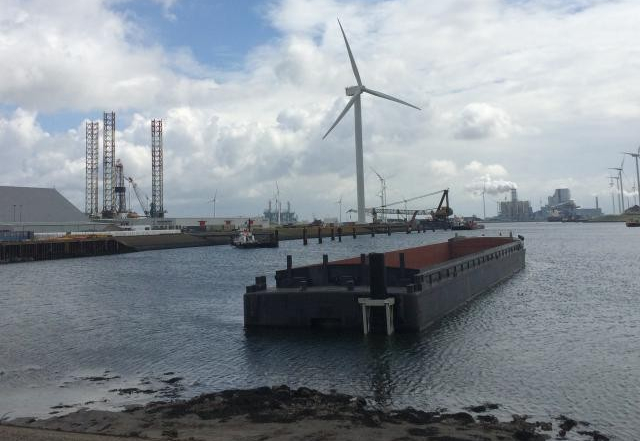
[322,93,358,139]
[337,19,362,87]
[363,87,421,110]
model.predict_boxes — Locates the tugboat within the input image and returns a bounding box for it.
[232,228,260,248]
[232,223,279,248]
[626,219,640,227]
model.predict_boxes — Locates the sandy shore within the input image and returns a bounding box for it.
[1,385,607,441]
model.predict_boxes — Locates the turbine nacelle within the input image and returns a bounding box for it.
[345,86,361,96]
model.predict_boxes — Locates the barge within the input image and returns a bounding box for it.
[244,235,525,333]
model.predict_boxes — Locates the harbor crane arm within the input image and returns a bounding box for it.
[384,189,449,208]
[127,177,150,216]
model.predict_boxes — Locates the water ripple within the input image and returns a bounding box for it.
[1,223,639,438]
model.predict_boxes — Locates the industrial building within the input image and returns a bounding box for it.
[497,189,533,221]
[0,186,99,232]
[533,188,602,221]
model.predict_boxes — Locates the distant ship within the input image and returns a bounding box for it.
[451,217,485,230]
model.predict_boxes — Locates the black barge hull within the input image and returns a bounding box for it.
[244,236,525,332]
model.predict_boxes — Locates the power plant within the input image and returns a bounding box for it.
[84,112,165,219]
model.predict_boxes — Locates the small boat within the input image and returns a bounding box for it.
[232,228,279,248]
[451,218,485,230]
[626,220,640,227]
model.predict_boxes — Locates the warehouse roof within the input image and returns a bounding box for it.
[0,186,87,223]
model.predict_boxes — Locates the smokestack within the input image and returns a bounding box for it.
[511,188,518,202]
[595,196,599,210]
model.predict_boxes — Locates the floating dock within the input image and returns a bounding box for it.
[244,236,525,333]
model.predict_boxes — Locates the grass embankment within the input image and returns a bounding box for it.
[588,214,638,222]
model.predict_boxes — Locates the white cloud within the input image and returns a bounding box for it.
[454,103,519,139]
[428,159,457,177]
[464,161,508,177]
[2,0,640,217]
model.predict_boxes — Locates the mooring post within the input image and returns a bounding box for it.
[318,227,322,244]
[322,254,329,284]
[369,253,387,299]
[274,229,279,244]
[371,228,375,237]
[331,228,335,240]
[387,225,391,236]
[338,227,342,242]
[303,228,308,245]
[353,227,357,239]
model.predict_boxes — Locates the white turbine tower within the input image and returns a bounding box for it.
[323,19,420,224]
[370,167,387,222]
[623,146,640,207]
[208,189,218,218]
[336,195,343,224]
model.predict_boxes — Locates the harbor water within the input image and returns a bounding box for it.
[0,223,638,439]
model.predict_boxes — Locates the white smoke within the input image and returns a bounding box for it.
[465,176,518,196]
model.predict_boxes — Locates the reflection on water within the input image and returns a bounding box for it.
[1,223,639,439]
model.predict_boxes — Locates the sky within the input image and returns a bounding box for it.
[1,0,640,220]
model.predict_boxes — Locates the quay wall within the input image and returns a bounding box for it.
[0,238,133,264]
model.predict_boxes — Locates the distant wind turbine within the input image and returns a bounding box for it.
[608,168,623,213]
[323,19,420,224]
[336,195,343,224]
[208,190,218,218]
[623,147,640,207]
[370,166,387,222]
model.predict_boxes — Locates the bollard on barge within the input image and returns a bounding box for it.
[244,235,525,334]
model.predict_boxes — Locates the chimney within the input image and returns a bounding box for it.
[511,188,518,202]
[595,196,599,209]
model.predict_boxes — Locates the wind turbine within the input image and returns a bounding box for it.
[623,147,640,207]
[608,177,617,214]
[370,167,387,222]
[482,179,487,220]
[608,173,622,213]
[208,189,218,218]
[323,19,420,224]
[275,182,282,225]
[610,161,625,213]
[336,195,343,224]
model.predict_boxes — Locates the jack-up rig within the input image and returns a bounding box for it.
[84,112,165,219]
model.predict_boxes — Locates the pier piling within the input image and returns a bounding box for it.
[338,227,342,242]
[318,227,322,244]
[331,228,335,241]
[352,228,357,239]
[303,228,308,245]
